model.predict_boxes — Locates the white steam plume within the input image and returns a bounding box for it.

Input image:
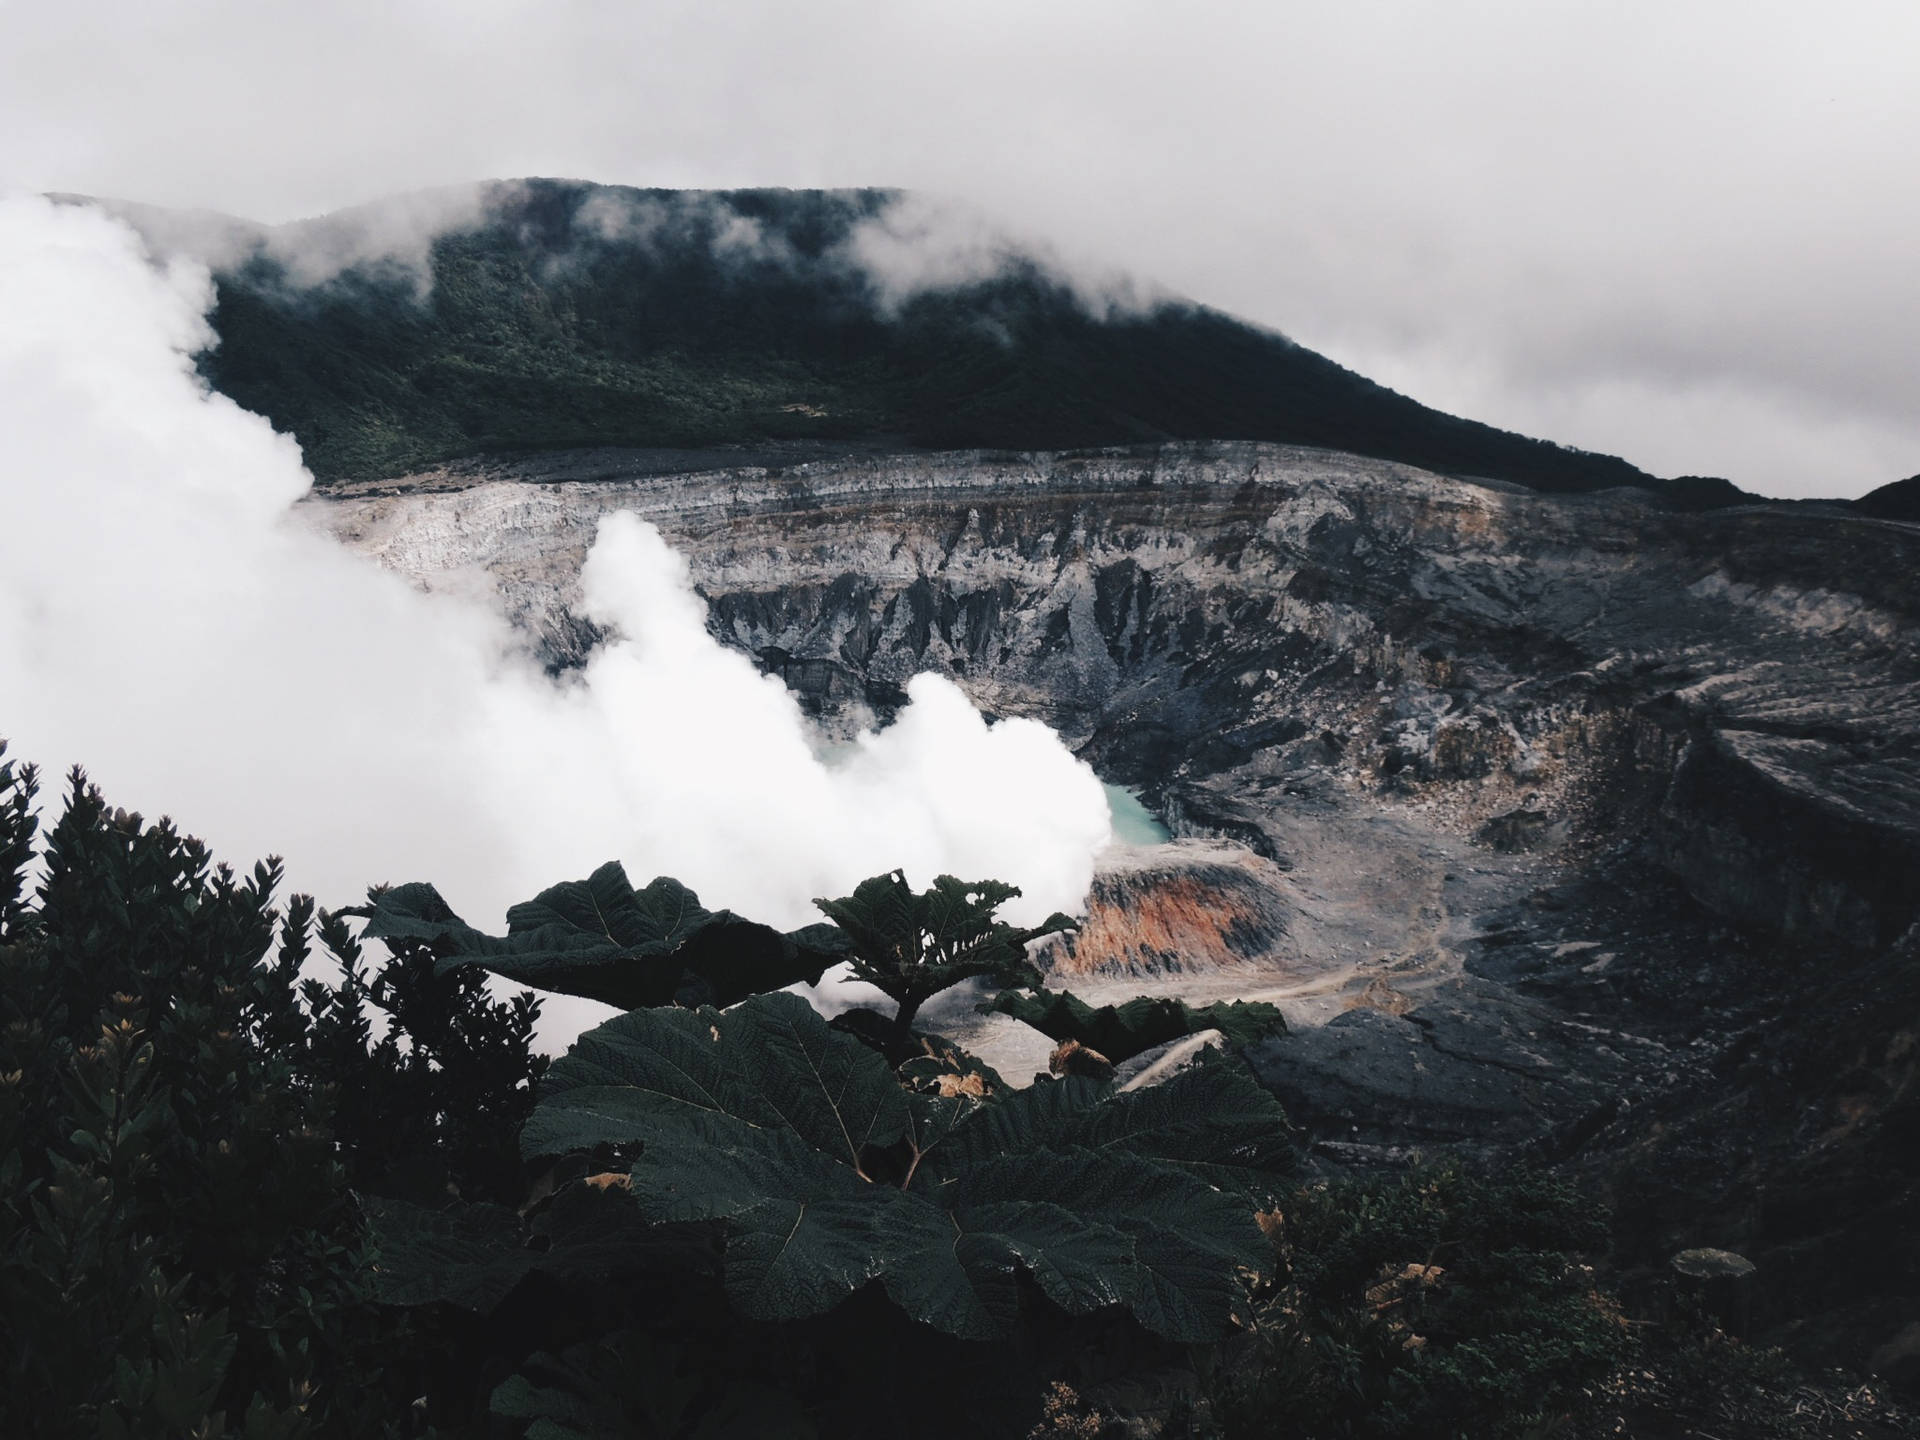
[0,193,1113,1042]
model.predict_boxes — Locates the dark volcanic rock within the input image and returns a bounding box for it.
[1589,927,1920,1383]
[1856,474,1920,523]
[1477,803,1562,853]
[1246,976,1663,1153]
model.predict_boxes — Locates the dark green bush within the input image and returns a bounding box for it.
[292,909,547,1207]
[0,747,549,1436]
[1186,1166,1631,1440]
[0,754,388,1437]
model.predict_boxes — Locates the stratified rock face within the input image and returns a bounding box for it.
[312,440,1920,949]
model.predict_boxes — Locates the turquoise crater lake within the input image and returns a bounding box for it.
[1103,784,1171,847]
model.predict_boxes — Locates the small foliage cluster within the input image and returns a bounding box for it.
[1177,1167,1632,1440]
[817,869,1071,1043]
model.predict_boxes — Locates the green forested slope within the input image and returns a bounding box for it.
[196,180,1662,493]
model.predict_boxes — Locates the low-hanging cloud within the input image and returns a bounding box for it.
[0,193,1113,1042]
[68,182,508,296]
[95,179,1159,338]
[843,192,1159,319]
[564,186,806,275]
[564,185,1158,317]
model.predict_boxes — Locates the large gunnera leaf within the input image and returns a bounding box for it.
[355,862,849,1009]
[523,992,1290,1342]
[988,988,1287,1064]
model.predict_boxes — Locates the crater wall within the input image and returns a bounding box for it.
[313,441,1920,949]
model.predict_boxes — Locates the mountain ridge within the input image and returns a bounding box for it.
[76,179,1716,499]
[1858,473,1920,522]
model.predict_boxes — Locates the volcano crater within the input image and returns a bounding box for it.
[314,439,1920,1376]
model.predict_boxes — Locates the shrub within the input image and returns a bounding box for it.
[0,754,392,1437]
[0,747,551,1436]
[357,861,1301,1436]
[1185,1166,1631,1440]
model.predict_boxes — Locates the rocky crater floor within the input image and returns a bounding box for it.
[311,440,1920,1387]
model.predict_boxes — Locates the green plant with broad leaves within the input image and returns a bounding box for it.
[518,991,1289,1341]
[359,863,1293,1345]
[812,869,1075,1045]
[346,861,1301,1436]
[354,862,848,1011]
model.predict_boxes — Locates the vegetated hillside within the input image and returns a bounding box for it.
[194,179,1666,494]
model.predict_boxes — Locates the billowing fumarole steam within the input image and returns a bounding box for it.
[0,193,1112,1042]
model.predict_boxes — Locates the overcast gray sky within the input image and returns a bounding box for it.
[3,0,1914,498]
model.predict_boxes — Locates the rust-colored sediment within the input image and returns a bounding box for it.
[1043,850,1293,977]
